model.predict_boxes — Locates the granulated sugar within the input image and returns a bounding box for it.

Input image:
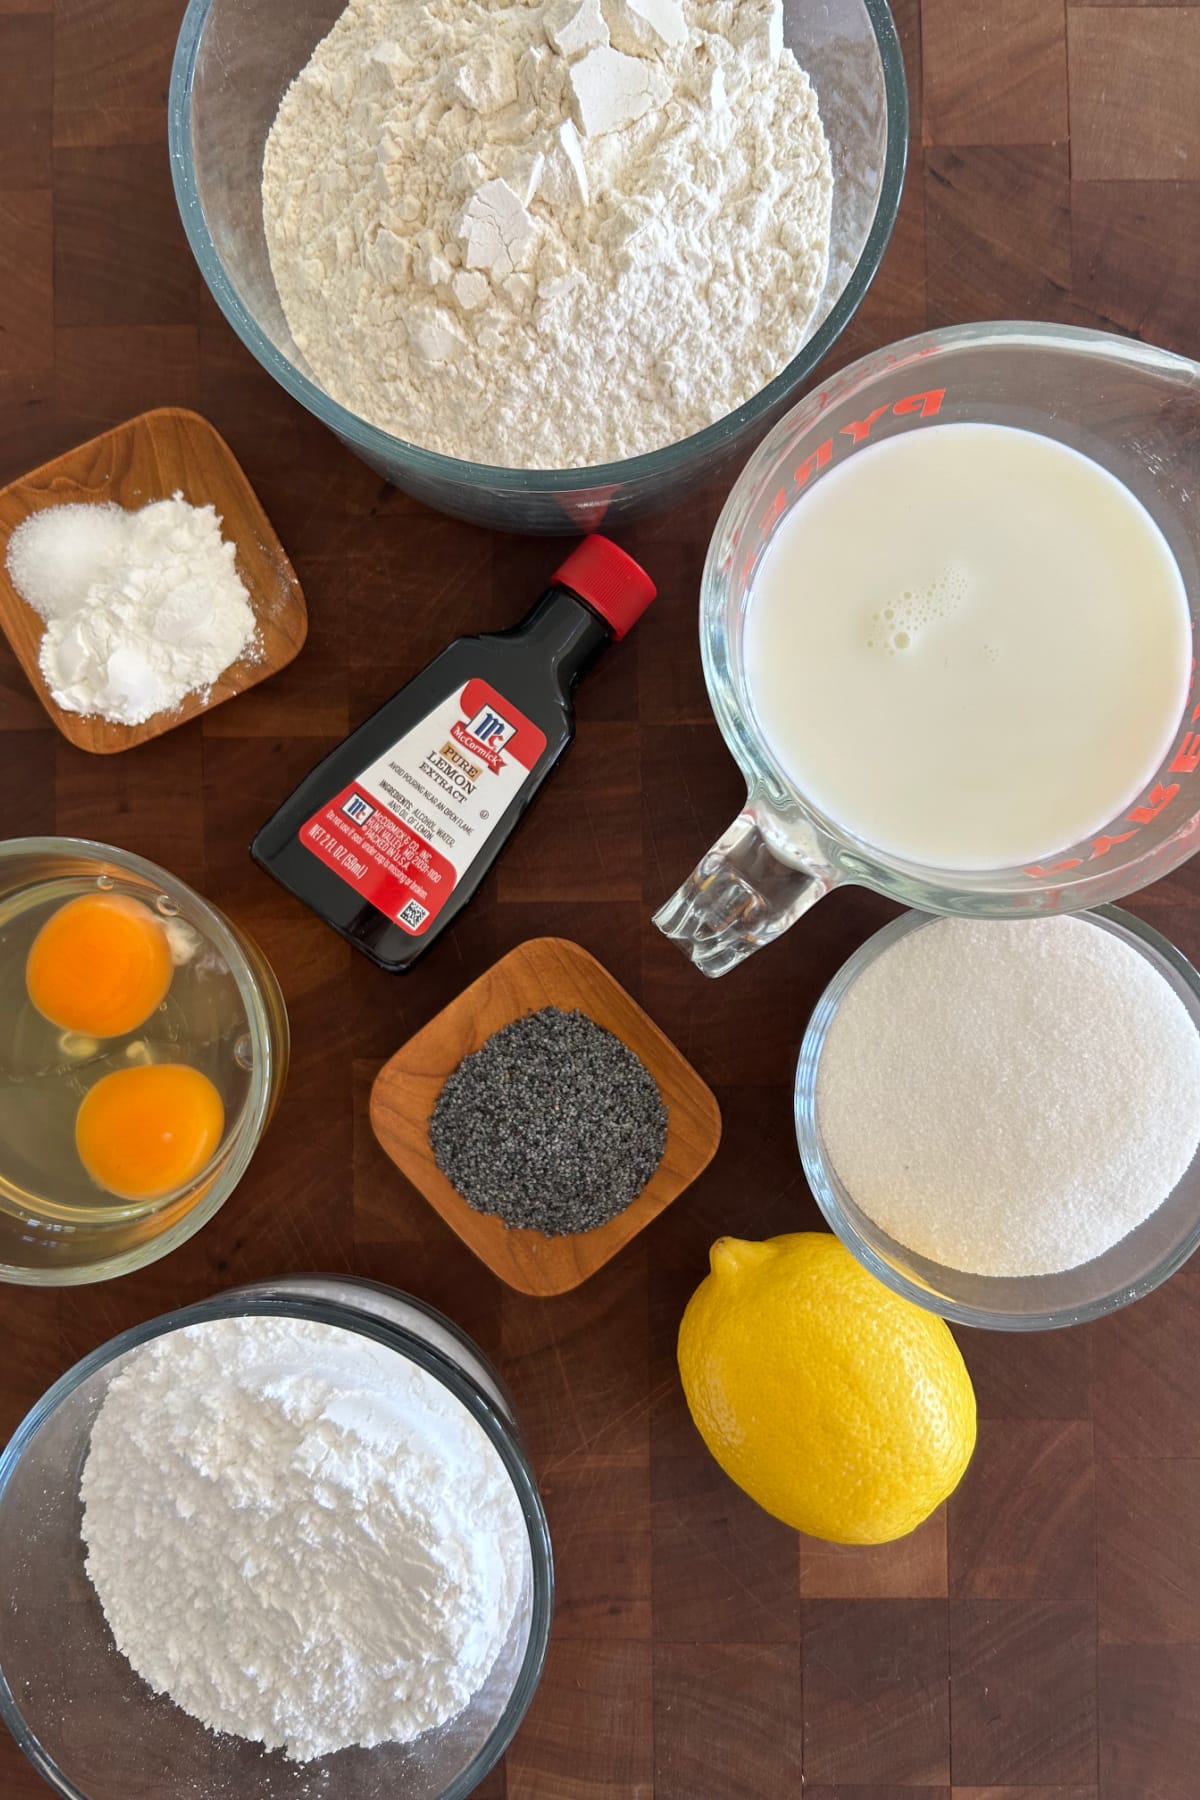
[5,502,129,621]
[815,916,1200,1278]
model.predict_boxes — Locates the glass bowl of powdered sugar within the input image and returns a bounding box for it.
[167,0,906,532]
[795,907,1200,1332]
[0,1280,552,1798]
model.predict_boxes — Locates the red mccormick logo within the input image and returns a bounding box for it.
[465,704,516,752]
[451,703,517,772]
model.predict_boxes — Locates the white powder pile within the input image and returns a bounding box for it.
[815,916,1200,1278]
[6,502,130,619]
[261,0,832,468]
[80,1316,526,1761]
[6,497,256,725]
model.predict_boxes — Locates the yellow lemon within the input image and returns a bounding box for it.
[677,1232,976,1544]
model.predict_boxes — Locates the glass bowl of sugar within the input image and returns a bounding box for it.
[795,906,1200,1331]
[167,0,907,532]
[0,1281,553,1799]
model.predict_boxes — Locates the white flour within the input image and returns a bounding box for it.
[80,1316,526,1761]
[7,497,256,725]
[262,0,832,468]
[816,917,1200,1278]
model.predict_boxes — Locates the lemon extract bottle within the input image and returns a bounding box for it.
[251,536,655,971]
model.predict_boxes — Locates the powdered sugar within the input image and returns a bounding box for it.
[7,497,257,725]
[261,0,832,468]
[80,1316,526,1761]
[815,916,1200,1278]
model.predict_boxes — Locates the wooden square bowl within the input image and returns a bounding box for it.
[0,407,306,753]
[369,937,722,1296]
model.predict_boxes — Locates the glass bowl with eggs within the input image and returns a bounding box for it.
[0,837,288,1285]
[168,0,907,531]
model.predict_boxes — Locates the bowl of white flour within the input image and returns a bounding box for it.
[0,1284,552,1798]
[796,907,1200,1332]
[168,0,906,531]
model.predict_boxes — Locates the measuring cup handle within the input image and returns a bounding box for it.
[653,809,831,977]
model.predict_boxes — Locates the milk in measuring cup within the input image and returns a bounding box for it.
[744,422,1191,871]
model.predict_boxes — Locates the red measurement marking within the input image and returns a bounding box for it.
[892,387,946,420]
[1025,768,1198,880]
[1128,781,1179,824]
[794,438,834,490]
[758,485,788,534]
[1088,829,1138,861]
[840,404,892,445]
[836,389,948,452]
[791,388,949,495]
[1170,734,1200,776]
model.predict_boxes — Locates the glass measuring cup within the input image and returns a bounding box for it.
[655,321,1200,976]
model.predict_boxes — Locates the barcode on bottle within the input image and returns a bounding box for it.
[398,899,429,929]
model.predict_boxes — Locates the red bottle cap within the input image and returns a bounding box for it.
[553,535,656,640]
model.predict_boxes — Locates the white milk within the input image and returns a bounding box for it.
[743,422,1191,871]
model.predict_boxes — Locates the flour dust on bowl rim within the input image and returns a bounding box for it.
[795,906,1200,1332]
[167,0,907,533]
[0,1284,553,1800]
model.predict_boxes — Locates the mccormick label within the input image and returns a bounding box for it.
[299,679,546,935]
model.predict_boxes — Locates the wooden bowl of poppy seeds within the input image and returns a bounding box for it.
[369,938,722,1295]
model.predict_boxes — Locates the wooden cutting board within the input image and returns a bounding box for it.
[370,937,722,1295]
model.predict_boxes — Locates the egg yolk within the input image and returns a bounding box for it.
[26,894,173,1038]
[75,1064,224,1200]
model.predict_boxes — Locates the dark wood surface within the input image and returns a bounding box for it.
[2,0,1199,1795]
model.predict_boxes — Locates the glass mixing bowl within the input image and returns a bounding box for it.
[795,906,1200,1331]
[168,0,907,533]
[0,838,288,1287]
[0,1282,553,1800]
